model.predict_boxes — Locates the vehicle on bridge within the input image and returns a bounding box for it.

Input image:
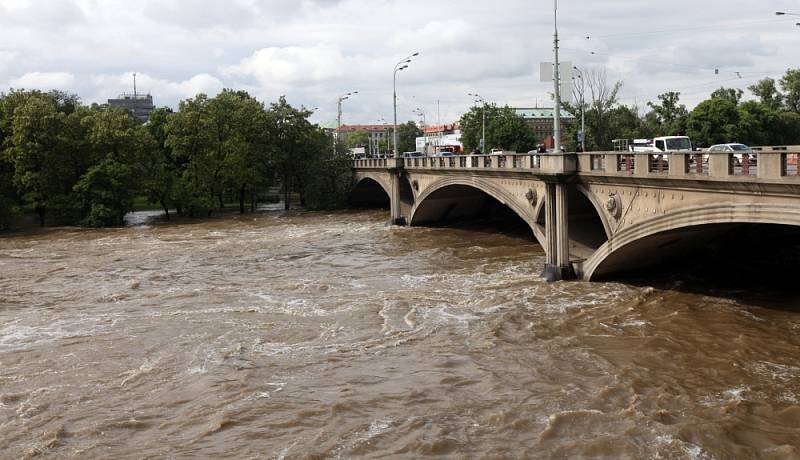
[613,136,693,153]
[402,151,424,158]
[708,143,755,166]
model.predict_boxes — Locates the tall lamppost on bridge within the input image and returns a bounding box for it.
[572,66,586,152]
[335,92,357,154]
[552,0,563,153]
[393,52,419,156]
[413,107,426,154]
[776,11,800,16]
[468,93,486,153]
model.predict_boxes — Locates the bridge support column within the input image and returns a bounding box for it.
[541,182,575,282]
[389,162,406,225]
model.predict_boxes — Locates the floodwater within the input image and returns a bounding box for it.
[1,209,799,459]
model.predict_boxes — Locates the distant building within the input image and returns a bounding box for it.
[338,124,393,156]
[514,107,575,147]
[416,123,462,154]
[108,93,155,123]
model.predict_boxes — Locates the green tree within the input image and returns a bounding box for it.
[710,87,744,105]
[687,97,740,147]
[780,68,800,112]
[265,96,315,210]
[396,121,422,154]
[749,78,784,110]
[7,93,68,224]
[459,104,537,152]
[645,92,688,135]
[74,106,147,227]
[165,94,216,216]
[218,91,269,213]
[609,105,650,142]
[141,107,178,218]
[343,129,369,150]
[301,128,351,210]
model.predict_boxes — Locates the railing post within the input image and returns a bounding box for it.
[670,153,687,177]
[759,151,782,179]
[708,153,731,177]
[635,153,649,176]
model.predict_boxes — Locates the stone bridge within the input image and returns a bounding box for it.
[352,149,800,281]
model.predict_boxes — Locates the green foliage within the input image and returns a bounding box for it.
[343,130,369,149]
[303,129,352,210]
[397,121,422,154]
[749,78,783,110]
[646,92,688,135]
[780,69,800,112]
[687,98,740,147]
[73,157,137,227]
[710,87,744,105]
[459,104,537,152]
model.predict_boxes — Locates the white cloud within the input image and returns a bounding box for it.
[9,72,76,90]
[223,45,352,86]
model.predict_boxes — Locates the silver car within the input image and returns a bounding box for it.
[707,143,755,166]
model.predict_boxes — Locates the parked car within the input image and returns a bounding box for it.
[707,143,755,165]
[402,151,423,158]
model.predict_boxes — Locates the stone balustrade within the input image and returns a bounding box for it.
[355,150,800,182]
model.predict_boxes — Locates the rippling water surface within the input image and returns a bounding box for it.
[1,209,799,458]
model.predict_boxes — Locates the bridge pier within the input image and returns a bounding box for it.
[541,182,575,282]
[389,161,407,225]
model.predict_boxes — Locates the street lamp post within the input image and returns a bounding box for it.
[776,11,800,15]
[393,52,419,157]
[552,0,562,153]
[335,91,357,154]
[468,93,486,153]
[413,107,426,154]
[572,66,586,152]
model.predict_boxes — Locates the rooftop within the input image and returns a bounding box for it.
[514,107,575,119]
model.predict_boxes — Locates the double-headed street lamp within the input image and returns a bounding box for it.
[337,91,357,130]
[335,92,357,153]
[393,52,419,156]
[468,93,486,153]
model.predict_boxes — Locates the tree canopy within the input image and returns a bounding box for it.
[459,103,537,153]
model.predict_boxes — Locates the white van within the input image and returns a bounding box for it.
[651,136,692,152]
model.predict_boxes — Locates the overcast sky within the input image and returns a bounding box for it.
[1,0,798,126]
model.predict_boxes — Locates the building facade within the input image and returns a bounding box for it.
[108,94,155,123]
[514,107,575,148]
[415,123,462,154]
[337,124,393,156]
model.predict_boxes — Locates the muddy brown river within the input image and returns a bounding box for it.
[1,209,799,458]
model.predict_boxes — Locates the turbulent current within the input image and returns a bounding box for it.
[1,209,799,458]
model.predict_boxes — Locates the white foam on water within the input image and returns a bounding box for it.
[119,357,163,387]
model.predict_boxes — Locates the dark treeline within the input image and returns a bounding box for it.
[562,69,800,151]
[0,89,351,230]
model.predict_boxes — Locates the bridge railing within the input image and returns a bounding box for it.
[398,153,550,172]
[576,149,799,181]
[354,149,800,181]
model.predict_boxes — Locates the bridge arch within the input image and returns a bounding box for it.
[409,176,544,246]
[351,173,391,208]
[581,203,800,280]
